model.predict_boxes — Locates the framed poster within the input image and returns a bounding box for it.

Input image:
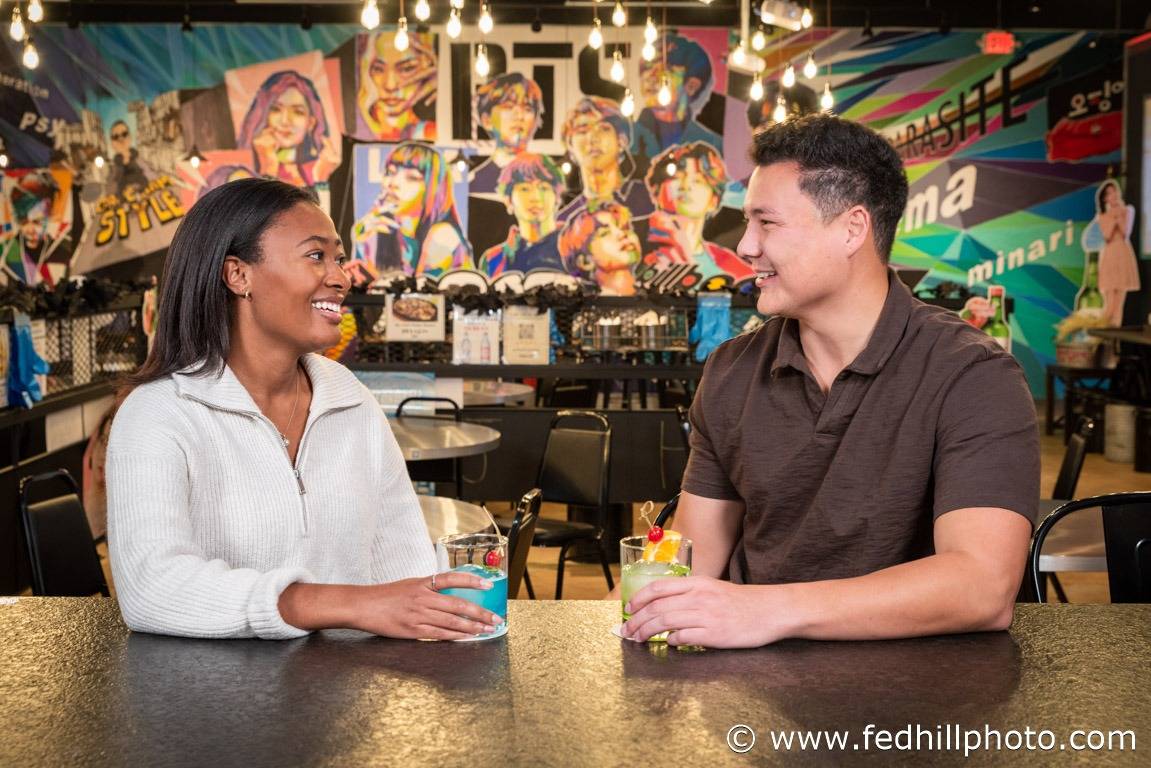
[384,293,446,342]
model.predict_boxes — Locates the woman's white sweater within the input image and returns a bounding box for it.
[107,354,436,639]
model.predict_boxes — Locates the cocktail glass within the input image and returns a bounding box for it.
[620,534,692,642]
[436,533,508,640]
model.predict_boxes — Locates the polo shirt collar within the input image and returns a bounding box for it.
[173,353,363,416]
[770,269,913,378]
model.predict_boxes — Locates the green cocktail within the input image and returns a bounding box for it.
[619,534,693,641]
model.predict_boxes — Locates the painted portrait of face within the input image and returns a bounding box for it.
[381,163,427,219]
[589,208,641,270]
[20,201,49,250]
[266,86,314,151]
[358,31,437,141]
[109,121,132,156]
[566,111,622,174]
[475,74,544,154]
[646,142,727,220]
[510,179,557,227]
[638,35,714,122]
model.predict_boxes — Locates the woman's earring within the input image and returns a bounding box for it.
[244,289,252,300]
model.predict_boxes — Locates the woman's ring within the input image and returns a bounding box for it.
[430,573,437,591]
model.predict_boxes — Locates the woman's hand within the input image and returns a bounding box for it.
[278,573,503,641]
[352,572,503,640]
[252,127,281,173]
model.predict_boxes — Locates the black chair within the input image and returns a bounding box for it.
[505,488,541,600]
[1029,492,1151,603]
[1041,416,1097,602]
[396,396,463,497]
[19,469,109,597]
[496,410,614,599]
[674,405,692,455]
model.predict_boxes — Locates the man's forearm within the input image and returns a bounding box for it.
[772,551,1021,641]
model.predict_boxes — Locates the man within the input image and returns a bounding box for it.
[357,30,437,142]
[108,120,150,196]
[622,115,1039,648]
[478,153,564,276]
[469,73,544,195]
[556,96,652,224]
[640,141,753,284]
[633,34,722,159]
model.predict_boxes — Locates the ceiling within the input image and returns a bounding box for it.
[33,1,1151,31]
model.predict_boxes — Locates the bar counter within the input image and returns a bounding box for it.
[1,599,1147,766]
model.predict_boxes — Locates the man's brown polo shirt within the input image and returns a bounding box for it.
[683,272,1040,585]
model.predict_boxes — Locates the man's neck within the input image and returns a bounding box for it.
[582,165,622,200]
[796,265,890,392]
[518,218,555,244]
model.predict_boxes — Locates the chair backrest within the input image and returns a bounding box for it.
[674,405,692,454]
[19,469,109,597]
[1029,491,1151,603]
[1052,416,1095,500]
[396,397,461,421]
[505,488,542,599]
[536,410,610,509]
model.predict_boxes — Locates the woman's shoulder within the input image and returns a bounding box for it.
[109,377,190,450]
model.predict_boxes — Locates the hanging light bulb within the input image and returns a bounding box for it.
[665,161,676,176]
[588,18,603,50]
[612,1,627,27]
[620,88,635,117]
[28,0,45,25]
[475,43,490,77]
[820,82,834,111]
[450,0,465,8]
[361,0,380,30]
[801,7,813,28]
[641,41,656,61]
[803,51,817,79]
[782,63,796,88]
[561,160,572,175]
[644,16,658,43]
[749,77,764,101]
[189,155,201,170]
[610,50,625,82]
[772,95,787,122]
[479,3,494,34]
[395,18,410,51]
[0,153,8,169]
[731,44,746,67]
[10,7,25,42]
[455,155,468,175]
[657,74,672,106]
[752,27,766,51]
[22,39,38,70]
[447,8,463,39]
[414,0,432,22]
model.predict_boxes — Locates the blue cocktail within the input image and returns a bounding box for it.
[436,533,508,640]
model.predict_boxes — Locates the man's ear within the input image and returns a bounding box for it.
[221,255,250,298]
[843,205,872,255]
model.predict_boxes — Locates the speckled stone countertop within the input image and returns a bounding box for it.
[0,599,1147,767]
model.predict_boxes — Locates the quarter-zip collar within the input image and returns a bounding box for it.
[172,353,364,417]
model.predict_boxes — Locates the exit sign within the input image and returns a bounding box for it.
[980,30,1017,55]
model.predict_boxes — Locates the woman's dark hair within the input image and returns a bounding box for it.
[1095,179,1120,212]
[749,114,908,261]
[123,178,317,391]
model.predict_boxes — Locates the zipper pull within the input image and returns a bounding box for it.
[294,469,306,495]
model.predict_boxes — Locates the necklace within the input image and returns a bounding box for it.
[279,365,302,448]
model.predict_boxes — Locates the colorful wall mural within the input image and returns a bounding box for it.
[0,23,1133,394]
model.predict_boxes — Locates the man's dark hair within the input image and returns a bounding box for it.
[749,114,908,260]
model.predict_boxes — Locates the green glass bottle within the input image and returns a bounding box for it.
[1075,252,1105,318]
[986,285,1012,353]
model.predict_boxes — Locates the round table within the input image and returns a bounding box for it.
[388,416,500,461]
[463,380,535,407]
[418,495,496,542]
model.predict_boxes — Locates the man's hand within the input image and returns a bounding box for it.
[621,576,791,649]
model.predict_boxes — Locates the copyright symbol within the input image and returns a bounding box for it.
[727,724,756,753]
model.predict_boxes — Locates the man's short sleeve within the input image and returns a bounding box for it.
[933,354,1040,525]
[681,358,742,502]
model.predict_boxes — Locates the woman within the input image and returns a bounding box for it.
[357,30,437,141]
[238,71,340,188]
[1094,180,1140,326]
[107,178,500,640]
[351,141,473,278]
